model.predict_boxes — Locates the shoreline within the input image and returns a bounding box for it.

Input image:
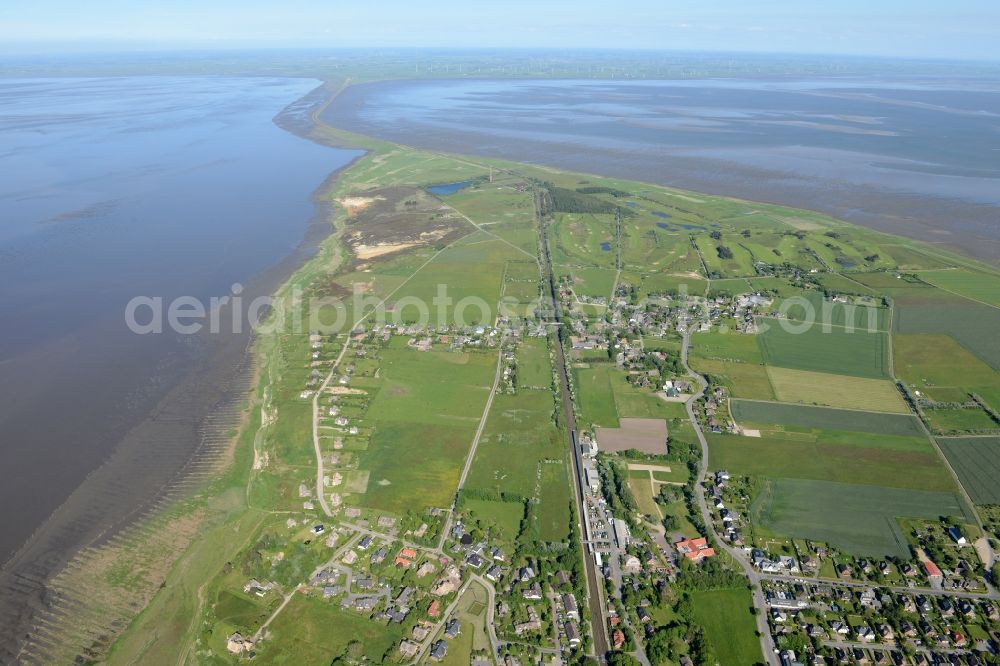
[15,74,998,661]
[1,81,364,663]
[321,78,1000,267]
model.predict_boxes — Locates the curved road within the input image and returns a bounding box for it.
[680,330,780,666]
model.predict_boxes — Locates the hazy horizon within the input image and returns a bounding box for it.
[2,1,999,61]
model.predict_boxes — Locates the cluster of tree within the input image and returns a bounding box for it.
[624,349,683,383]
[675,558,747,591]
[459,487,530,504]
[330,640,365,665]
[548,185,619,214]
[240,532,280,576]
[599,459,639,529]
[645,620,717,666]
[576,186,630,197]
[716,245,734,260]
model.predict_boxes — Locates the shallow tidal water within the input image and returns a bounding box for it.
[0,76,359,652]
[324,77,1000,264]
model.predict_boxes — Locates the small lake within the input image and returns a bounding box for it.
[427,179,475,195]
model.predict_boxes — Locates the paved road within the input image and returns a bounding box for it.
[680,329,780,666]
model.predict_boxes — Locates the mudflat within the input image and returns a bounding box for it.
[323,77,1000,265]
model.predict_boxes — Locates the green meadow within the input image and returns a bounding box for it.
[731,399,924,437]
[938,437,1000,505]
[917,268,1000,307]
[752,478,974,558]
[708,429,955,492]
[894,288,1000,369]
[757,321,890,379]
[517,335,553,388]
[573,364,620,427]
[464,389,559,500]
[689,588,764,666]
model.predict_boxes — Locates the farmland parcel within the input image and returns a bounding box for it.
[752,478,974,558]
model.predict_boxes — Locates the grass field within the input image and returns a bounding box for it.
[551,212,617,268]
[689,588,763,666]
[627,474,660,517]
[570,266,618,299]
[359,422,474,512]
[355,347,495,512]
[938,437,1000,505]
[757,322,890,379]
[691,330,766,364]
[696,234,756,277]
[517,336,553,388]
[573,364,619,427]
[366,348,494,425]
[608,372,674,419]
[386,236,515,326]
[917,269,1000,307]
[894,290,1000,369]
[638,272,707,298]
[464,390,558,499]
[261,594,404,664]
[462,498,525,543]
[708,430,955,492]
[731,399,924,437]
[974,386,1000,412]
[777,292,889,331]
[690,357,775,400]
[925,407,998,433]
[893,333,1000,389]
[766,366,908,413]
[537,460,572,542]
[752,478,974,558]
[689,331,775,399]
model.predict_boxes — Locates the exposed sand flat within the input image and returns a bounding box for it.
[662,191,705,204]
[337,195,384,216]
[326,386,368,395]
[974,537,993,566]
[626,463,673,473]
[352,242,419,259]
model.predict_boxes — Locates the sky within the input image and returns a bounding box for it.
[2,0,999,61]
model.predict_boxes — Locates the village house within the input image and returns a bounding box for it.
[523,583,543,601]
[398,640,420,659]
[674,536,715,562]
[562,593,579,621]
[429,640,448,661]
[226,632,255,655]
